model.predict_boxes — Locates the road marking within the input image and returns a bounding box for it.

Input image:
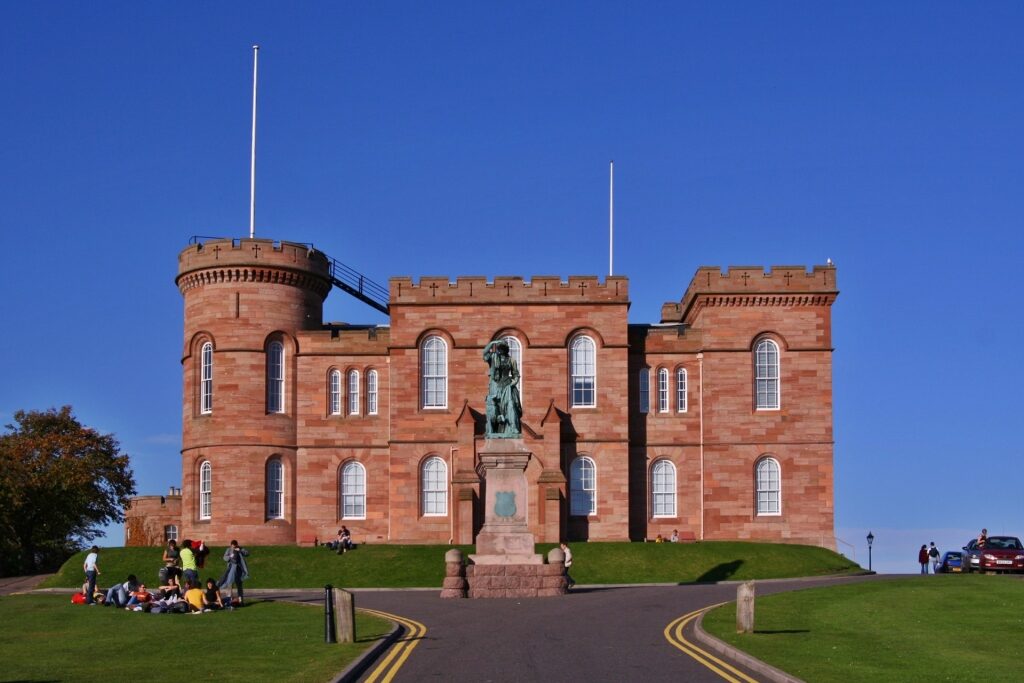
[664,604,760,683]
[360,608,427,683]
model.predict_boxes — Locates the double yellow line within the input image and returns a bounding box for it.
[360,608,427,683]
[664,604,759,683]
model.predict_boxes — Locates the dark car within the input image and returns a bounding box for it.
[962,536,1024,574]
[936,551,963,573]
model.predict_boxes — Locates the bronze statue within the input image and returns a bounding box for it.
[483,340,522,438]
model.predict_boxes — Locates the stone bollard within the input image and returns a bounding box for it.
[440,548,467,598]
[736,581,755,633]
[332,588,355,643]
[547,547,568,595]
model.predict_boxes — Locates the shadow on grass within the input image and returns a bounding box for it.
[696,560,744,583]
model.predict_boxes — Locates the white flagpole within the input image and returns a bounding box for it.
[609,160,614,277]
[249,45,259,239]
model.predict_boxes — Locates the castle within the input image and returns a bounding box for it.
[125,237,838,548]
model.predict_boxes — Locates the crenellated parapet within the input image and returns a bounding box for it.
[176,238,332,298]
[389,275,629,305]
[662,265,838,323]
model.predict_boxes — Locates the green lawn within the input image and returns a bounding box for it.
[0,594,392,682]
[43,541,860,589]
[702,576,1024,681]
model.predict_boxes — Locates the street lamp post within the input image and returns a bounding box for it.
[866,531,874,572]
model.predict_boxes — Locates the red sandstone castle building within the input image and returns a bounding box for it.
[126,237,838,548]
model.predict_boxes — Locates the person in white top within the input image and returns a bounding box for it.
[560,542,576,589]
[83,546,100,605]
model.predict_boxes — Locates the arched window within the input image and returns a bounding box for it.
[421,456,448,516]
[267,341,285,413]
[340,461,366,519]
[266,458,284,520]
[569,456,597,516]
[348,370,360,415]
[421,336,447,409]
[754,339,780,410]
[651,460,676,517]
[503,336,523,404]
[329,370,342,416]
[676,368,688,412]
[164,525,178,542]
[199,461,212,520]
[638,368,650,414]
[657,368,669,413]
[570,336,596,407]
[200,342,213,414]
[367,370,379,415]
[756,457,781,515]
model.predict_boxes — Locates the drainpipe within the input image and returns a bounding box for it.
[698,352,705,541]
[386,357,392,543]
[449,446,456,544]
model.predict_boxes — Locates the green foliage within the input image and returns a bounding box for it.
[0,595,391,682]
[0,407,136,575]
[702,576,1024,681]
[44,541,859,589]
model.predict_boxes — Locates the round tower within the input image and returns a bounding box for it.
[176,237,332,544]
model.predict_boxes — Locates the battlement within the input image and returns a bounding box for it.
[389,275,629,305]
[178,238,331,278]
[662,265,838,323]
[177,238,332,295]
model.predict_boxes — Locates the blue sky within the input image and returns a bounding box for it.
[2,3,1021,574]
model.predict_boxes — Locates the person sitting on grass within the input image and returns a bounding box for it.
[337,526,353,554]
[202,578,224,611]
[125,584,153,611]
[183,580,205,613]
[158,574,181,600]
[104,574,139,608]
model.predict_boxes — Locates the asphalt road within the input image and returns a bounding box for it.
[268,575,876,682]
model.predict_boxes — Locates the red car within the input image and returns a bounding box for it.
[962,536,1024,574]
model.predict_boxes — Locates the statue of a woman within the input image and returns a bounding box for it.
[483,340,522,438]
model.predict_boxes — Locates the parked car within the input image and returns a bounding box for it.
[936,551,963,573]
[962,536,1024,574]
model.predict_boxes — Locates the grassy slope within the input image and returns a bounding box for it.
[0,594,391,683]
[702,576,1024,681]
[43,541,859,589]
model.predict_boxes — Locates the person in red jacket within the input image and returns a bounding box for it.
[918,545,929,574]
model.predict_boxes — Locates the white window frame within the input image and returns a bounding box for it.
[676,368,688,412]
[503,336,523,406]
[199,461,212,520]
[639,368,650,414]
[341,461,367,519]
[200,342,213,414]
[348,369,360,416]
[367,370,379,416]
[421,336,448,409]
[755,338,780,410]
[569,456,597,516]
[164,524,178,542]
[329,369,342,416]
[657,368,669,413]
[266,458,284,520]
[570,336,597,408]
[267,341,285,414]
[756,457,782,516]
[421,456,448,516]
[651,459,677,518]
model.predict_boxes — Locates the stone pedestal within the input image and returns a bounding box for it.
[469,441,543,566]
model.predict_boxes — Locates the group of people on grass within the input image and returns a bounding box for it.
[653,530,681,543]
[320,526,355,553]
[75,539,250,614]
[917,542,942,574]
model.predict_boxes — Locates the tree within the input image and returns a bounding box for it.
[0,407,136,576]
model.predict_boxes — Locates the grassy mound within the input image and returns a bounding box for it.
[44,541,859,589]
[0,594,391,683]
[702,575,1024,681]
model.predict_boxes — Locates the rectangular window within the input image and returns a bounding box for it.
[639,369,650,414]
[348,371,360,415]
[267,342,285,414]
[200,343,213,414]
[677,369,687,412]
[657,369,669,413]
[367,371,378,415]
